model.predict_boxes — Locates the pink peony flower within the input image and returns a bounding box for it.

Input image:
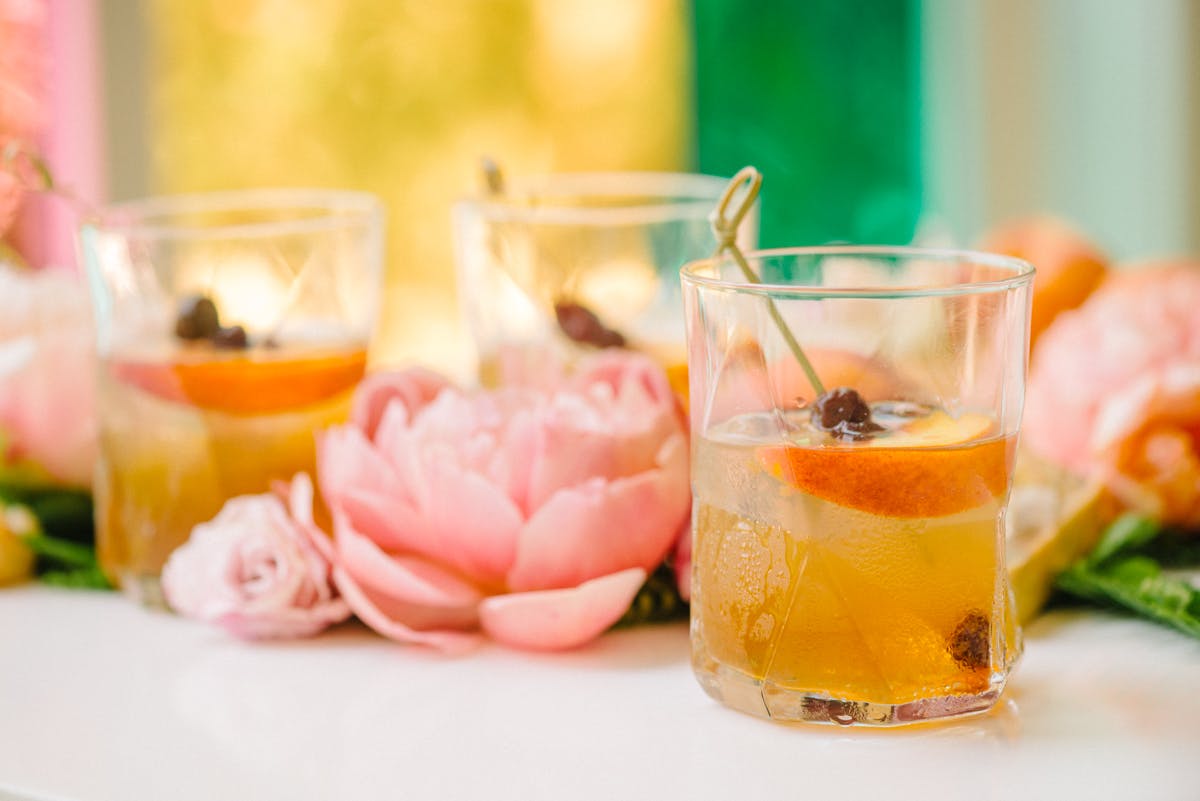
[162,474,351,639]
[315,351,691,652]
[1025,262,1200,526]
[0,264,95,485]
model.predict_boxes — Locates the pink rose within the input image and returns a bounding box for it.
[0,265,96,485]
[1025,263,1200,526]
[316,351,691,652]
[162,474,351,639]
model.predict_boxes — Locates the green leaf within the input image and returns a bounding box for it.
[1055,515,1200,641]
[20,533,97,568]
[40,565,111,590]
[22,490,94,544]
[1140,531,1200,567]
[615,563,689,628]
[1086,514,1160,566]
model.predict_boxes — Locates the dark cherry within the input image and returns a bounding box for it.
[811,387,884,440]
[947,610,991,670]
[554,300,626,349]
[211,324,248,349]
[174,295,220,340]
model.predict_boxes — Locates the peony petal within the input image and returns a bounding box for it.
[507,434,689,593]
[283,475,340,590]
[337,486,431,553]
[351,368,452,440]
[1091,364,1200,450]
[317,425,398,506]
[284,472,316,526]
[1090,363,1200,526]
[1026,263,1200,473]
[333,509,484,610]
[413,452,524,585]
[524,410,676,511]
[479,567,647,651]
[524,352,685,510]
[371,409,432,511]
[332,567,481,654]
[572,350,675,409]
[486,407,539,516]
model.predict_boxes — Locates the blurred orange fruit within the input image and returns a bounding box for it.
[979,217,1108,347]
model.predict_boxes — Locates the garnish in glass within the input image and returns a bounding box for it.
[708,167,881,440]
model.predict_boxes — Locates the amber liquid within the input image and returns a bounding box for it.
[95,345,366,602]
[691,409,1020,717]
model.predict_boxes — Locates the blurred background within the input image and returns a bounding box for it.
[6,0,1199,373]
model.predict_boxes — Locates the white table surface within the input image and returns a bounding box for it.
[2,585,1199,801]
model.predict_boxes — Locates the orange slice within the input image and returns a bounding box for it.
[758,413,1014,518]
[112,348,367,415]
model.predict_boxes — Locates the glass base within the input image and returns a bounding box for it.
[693,659,1008,727]
[111,571,169,609]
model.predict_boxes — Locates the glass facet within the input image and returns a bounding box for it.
[682,247,1033,725]
[453,172,756,391]
[80,189,383,605]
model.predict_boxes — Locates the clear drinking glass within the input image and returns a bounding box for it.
[452,172,756,392]
[682,246,1034,725]
[79,189,383,604]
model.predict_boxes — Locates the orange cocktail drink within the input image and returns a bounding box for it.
[81,189,382,604]
[693,407,1019,719]
[96,345,366,594]
[682,247,1033,725]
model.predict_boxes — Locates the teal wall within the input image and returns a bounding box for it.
[692,0,922,247]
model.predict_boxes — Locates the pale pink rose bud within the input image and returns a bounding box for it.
[162,474,350,639]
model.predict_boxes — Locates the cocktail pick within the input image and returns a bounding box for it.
[708,167,826,396]
[481,156,505,196]
[479,157,625,350]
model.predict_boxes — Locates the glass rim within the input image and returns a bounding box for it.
[81,188,383,240]
[680,245,1036,298]
[454,171,734,226]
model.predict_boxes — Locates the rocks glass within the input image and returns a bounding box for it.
[453,172,755,391]
[682,246,1033,725]
[80,189,382,604]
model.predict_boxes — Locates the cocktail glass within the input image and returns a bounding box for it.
[452,172,756,392]
[80,189,383,605]
[682,246,1033,725]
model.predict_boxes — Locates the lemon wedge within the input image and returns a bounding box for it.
[1006,451,1118,622]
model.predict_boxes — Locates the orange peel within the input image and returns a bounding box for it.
[112,349,367,415]
[758,414,1014,518]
